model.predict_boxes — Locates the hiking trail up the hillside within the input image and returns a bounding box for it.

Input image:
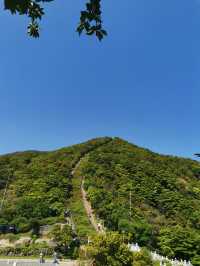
[71,156,104,233]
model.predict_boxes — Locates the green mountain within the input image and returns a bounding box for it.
[0,137,200,262]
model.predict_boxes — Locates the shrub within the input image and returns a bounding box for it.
[132,248,153,266]
[86,232,133,266]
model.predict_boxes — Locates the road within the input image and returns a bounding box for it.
[0,259,78,266]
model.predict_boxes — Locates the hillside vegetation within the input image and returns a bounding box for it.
[78,138,200,264]
[0,137,111,233]
[0,137,200,263]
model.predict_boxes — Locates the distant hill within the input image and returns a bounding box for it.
[0,137,200,263]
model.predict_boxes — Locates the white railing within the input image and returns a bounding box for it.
[128,243,193,266]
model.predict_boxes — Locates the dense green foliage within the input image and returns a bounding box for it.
[4,0,107,40]
[0,137,111,233]
[78,138,200,263]
[85,232,133,266]
[1,136,200,263]
[50,224,79,258]
[132,248,154,266]
[85,232,157,266]
[0,242,53,257]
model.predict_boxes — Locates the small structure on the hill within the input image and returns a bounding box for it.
[0,224,17,234]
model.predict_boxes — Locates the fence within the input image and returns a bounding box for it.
[128,243,193,266]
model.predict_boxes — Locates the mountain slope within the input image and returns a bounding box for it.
[77,138,200,263]
[0,137,112,233]
[0,137,200,263]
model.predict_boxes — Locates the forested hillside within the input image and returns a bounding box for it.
[0,137,111,232]
[0,137,200,263]
[78,138,200,263]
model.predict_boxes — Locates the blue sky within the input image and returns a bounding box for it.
[0,0,199,158]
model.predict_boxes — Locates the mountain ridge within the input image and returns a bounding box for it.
[0,136,197,161]
[0,137,200,263]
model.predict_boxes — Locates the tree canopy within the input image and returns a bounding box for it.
[85,232,133,266]
[77,138,200,264]
[85,232,156,266]
[0,137,111,233]
[1,137,200,263]
[4,0,107,40]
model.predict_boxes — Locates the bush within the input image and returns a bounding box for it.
[0,243,54,256]
[132,248,153,266]
[86,232,133,266]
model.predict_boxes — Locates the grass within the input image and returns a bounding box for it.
[69,160,95,239]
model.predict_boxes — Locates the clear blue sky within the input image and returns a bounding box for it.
[0,0,199,158]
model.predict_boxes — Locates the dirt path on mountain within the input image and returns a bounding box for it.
[81,177,100,232]
[70,140,114,233]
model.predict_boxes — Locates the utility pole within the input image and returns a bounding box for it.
[129,190,132,218]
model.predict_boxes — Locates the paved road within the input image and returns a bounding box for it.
[0,259,78,266]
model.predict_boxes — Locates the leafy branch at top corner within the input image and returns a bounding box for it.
[77,0,107,41]
[4,0,51,38]
[4,0,107,40]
